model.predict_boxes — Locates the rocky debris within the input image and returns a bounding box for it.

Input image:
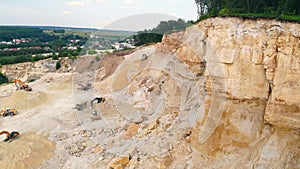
[74,101,87,111]
[142,118,160,136]
[132,115,148,124]
[65,140,87,157]
[123,123,140,138]
[100,127,124,137]
[148,152,173,169]
[0,58,75,81]
[77,83,92,91]
[91,145,104,154]
[57,132,69,141]
[64,129,100,157]
[109,155,131,169]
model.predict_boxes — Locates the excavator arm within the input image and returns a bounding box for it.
[90,97,105,109]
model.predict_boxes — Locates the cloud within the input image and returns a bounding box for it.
[62,11,71,15]
[122,0,140,10]
[87,0,108,3]
[123,0,134,4]
[66,0,108,6]
[66,1,86,6]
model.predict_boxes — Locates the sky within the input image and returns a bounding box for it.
[0,0,197,31]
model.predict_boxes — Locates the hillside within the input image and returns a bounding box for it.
[0,17,299,169]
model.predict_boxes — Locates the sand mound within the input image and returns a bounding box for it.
[0,91,48,110]
[0,133,56,169]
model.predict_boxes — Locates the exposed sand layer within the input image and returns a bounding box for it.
[0,133,55,169]
[0,91,48,111]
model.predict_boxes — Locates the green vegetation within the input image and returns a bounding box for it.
[53,29,65,34]
[134,19,192,46]
[56,61,61,70]
[88,49,97,55]
[146,19,191,34]
[0,48,50,57]
[133,33,163,46]
[0,26,57,42]
[52,54,59,60]
[0,72,9,84]
[95,55,101,61]
[0,54,53,65]
[0,26,88,65]
[195,0,300,22]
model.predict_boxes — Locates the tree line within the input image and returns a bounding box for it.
[133,19,192,46]
[195,0,300,21]
[0,26,57,42]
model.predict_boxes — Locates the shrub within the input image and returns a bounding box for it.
[219,8,230,16]
[0,72,9,84]
[52,54,59,60]
[95,55,101,61]
[56,61,61,70]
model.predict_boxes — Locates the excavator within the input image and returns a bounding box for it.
[90,97,105,116]
[0,108,17,117]
[0,131,20,142]
[13,79,32,91]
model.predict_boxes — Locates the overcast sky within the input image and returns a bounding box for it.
[0,0,197,31]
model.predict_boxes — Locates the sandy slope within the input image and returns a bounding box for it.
[0,73,79,168]
[0,46,194,168]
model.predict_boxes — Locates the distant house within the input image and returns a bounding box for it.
[30,46,42,49]
[44,46,51,50]
[13,39,21,44]
[111,43,121,50]
[112,42,135,51]
[67,46,78,50]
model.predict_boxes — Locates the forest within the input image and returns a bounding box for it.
[195,0,300,21]
[0,26,57,42]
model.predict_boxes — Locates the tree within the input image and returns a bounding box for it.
[195,0,300,21]
[195,0,211,19]
[56,61,61,70]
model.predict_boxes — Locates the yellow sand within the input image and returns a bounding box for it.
[0,91,48,111]
[0,133,56,169]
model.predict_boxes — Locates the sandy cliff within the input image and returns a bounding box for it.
[172,17,300,169]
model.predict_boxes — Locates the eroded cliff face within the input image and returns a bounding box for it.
[157,17,300,168]
[87,17,299,169]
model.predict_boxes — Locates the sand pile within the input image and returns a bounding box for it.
[0,133,56,169]
[0,90,48,110]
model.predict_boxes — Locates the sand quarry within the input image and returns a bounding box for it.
[0,46,194,168]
